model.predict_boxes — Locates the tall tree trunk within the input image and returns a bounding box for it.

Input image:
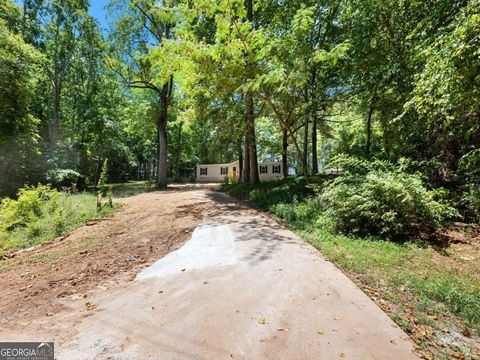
[157,87,168,188]
[94,154,102,188]
[282,126,288,179]
[243,132,250,183]
[366,97,375,159]
[238,145,243,180]
[303,119,309,174]
[264,95,309,182]
[173,123,182,181]
[50,9,62,149]
[246,92,259,184]
[312,115,318,174]
[243,0,259,184]
[50,76,61,148]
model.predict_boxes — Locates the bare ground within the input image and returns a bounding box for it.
[0,186,220,328]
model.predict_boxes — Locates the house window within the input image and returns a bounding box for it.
[221,167,228,175]
[259,165,268,174]
[200,167,208,176]
[272,165,281,174]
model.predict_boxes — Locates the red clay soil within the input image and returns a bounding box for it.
[0,188,220,327]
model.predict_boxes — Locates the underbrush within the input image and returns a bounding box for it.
[321,157,459,239]
[0,185,113,255]
[221,175,480,357]
[221,177,315,209]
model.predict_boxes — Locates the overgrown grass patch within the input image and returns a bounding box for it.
[221,177,316,210]
[0,186,113,256]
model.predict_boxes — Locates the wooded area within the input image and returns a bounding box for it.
[0,0,479,221]
[1,1,480,356]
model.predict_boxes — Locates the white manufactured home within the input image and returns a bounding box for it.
[196,160,283,182]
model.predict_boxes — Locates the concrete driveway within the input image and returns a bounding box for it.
[56,191,417,359]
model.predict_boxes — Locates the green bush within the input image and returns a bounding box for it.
[46,169,82,191]
[0,185,58,232]
[463,184,480,223]
[0,185,113,255]
[98,158,109,196]
[320,157,459,239]
[221,177,313,210]
[270,196,323,229]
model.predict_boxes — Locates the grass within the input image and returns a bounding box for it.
[222,178,480,359]
[85,180,151,198]
[0,191,114,256]
[108,181,151,198]
[0,180,157,256]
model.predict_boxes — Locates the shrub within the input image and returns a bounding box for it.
[0,186,113,255]
[320,157,459,239]
[462,183,480,223]
[270,196,323,229]
[46,169,83,192]
[98,159,109,196]
[97,159,114,210]
[221,177,313,210]
[0,185,57,232]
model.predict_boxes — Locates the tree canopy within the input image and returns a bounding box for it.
[0,0,478,220]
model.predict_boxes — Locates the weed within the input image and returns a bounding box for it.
[0,186,114,255]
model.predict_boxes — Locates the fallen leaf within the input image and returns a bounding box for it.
[45,312,53,317]
[333,315,341,320]
[339,352,346,357]
[399,286,406,292]
[461,327,471,337]
[317,329,325,335]
[257,318,266,325]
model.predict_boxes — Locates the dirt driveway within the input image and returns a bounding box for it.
[1,187,418,359]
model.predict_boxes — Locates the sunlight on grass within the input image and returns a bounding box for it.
[303,229,480,331]
[0,191,113,256]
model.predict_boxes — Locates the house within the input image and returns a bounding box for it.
[196,160,283,182]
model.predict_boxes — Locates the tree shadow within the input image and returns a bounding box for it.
[203,190,301,266]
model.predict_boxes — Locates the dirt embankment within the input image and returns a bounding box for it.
[0,188,220,327]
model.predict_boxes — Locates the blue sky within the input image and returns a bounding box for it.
[89,0,110,32]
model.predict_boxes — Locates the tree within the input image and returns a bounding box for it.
[245,5,350,180]
[181,0,267,184]
[0,0,44,197]
[108,0,180,188]
[41,0,90,149]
